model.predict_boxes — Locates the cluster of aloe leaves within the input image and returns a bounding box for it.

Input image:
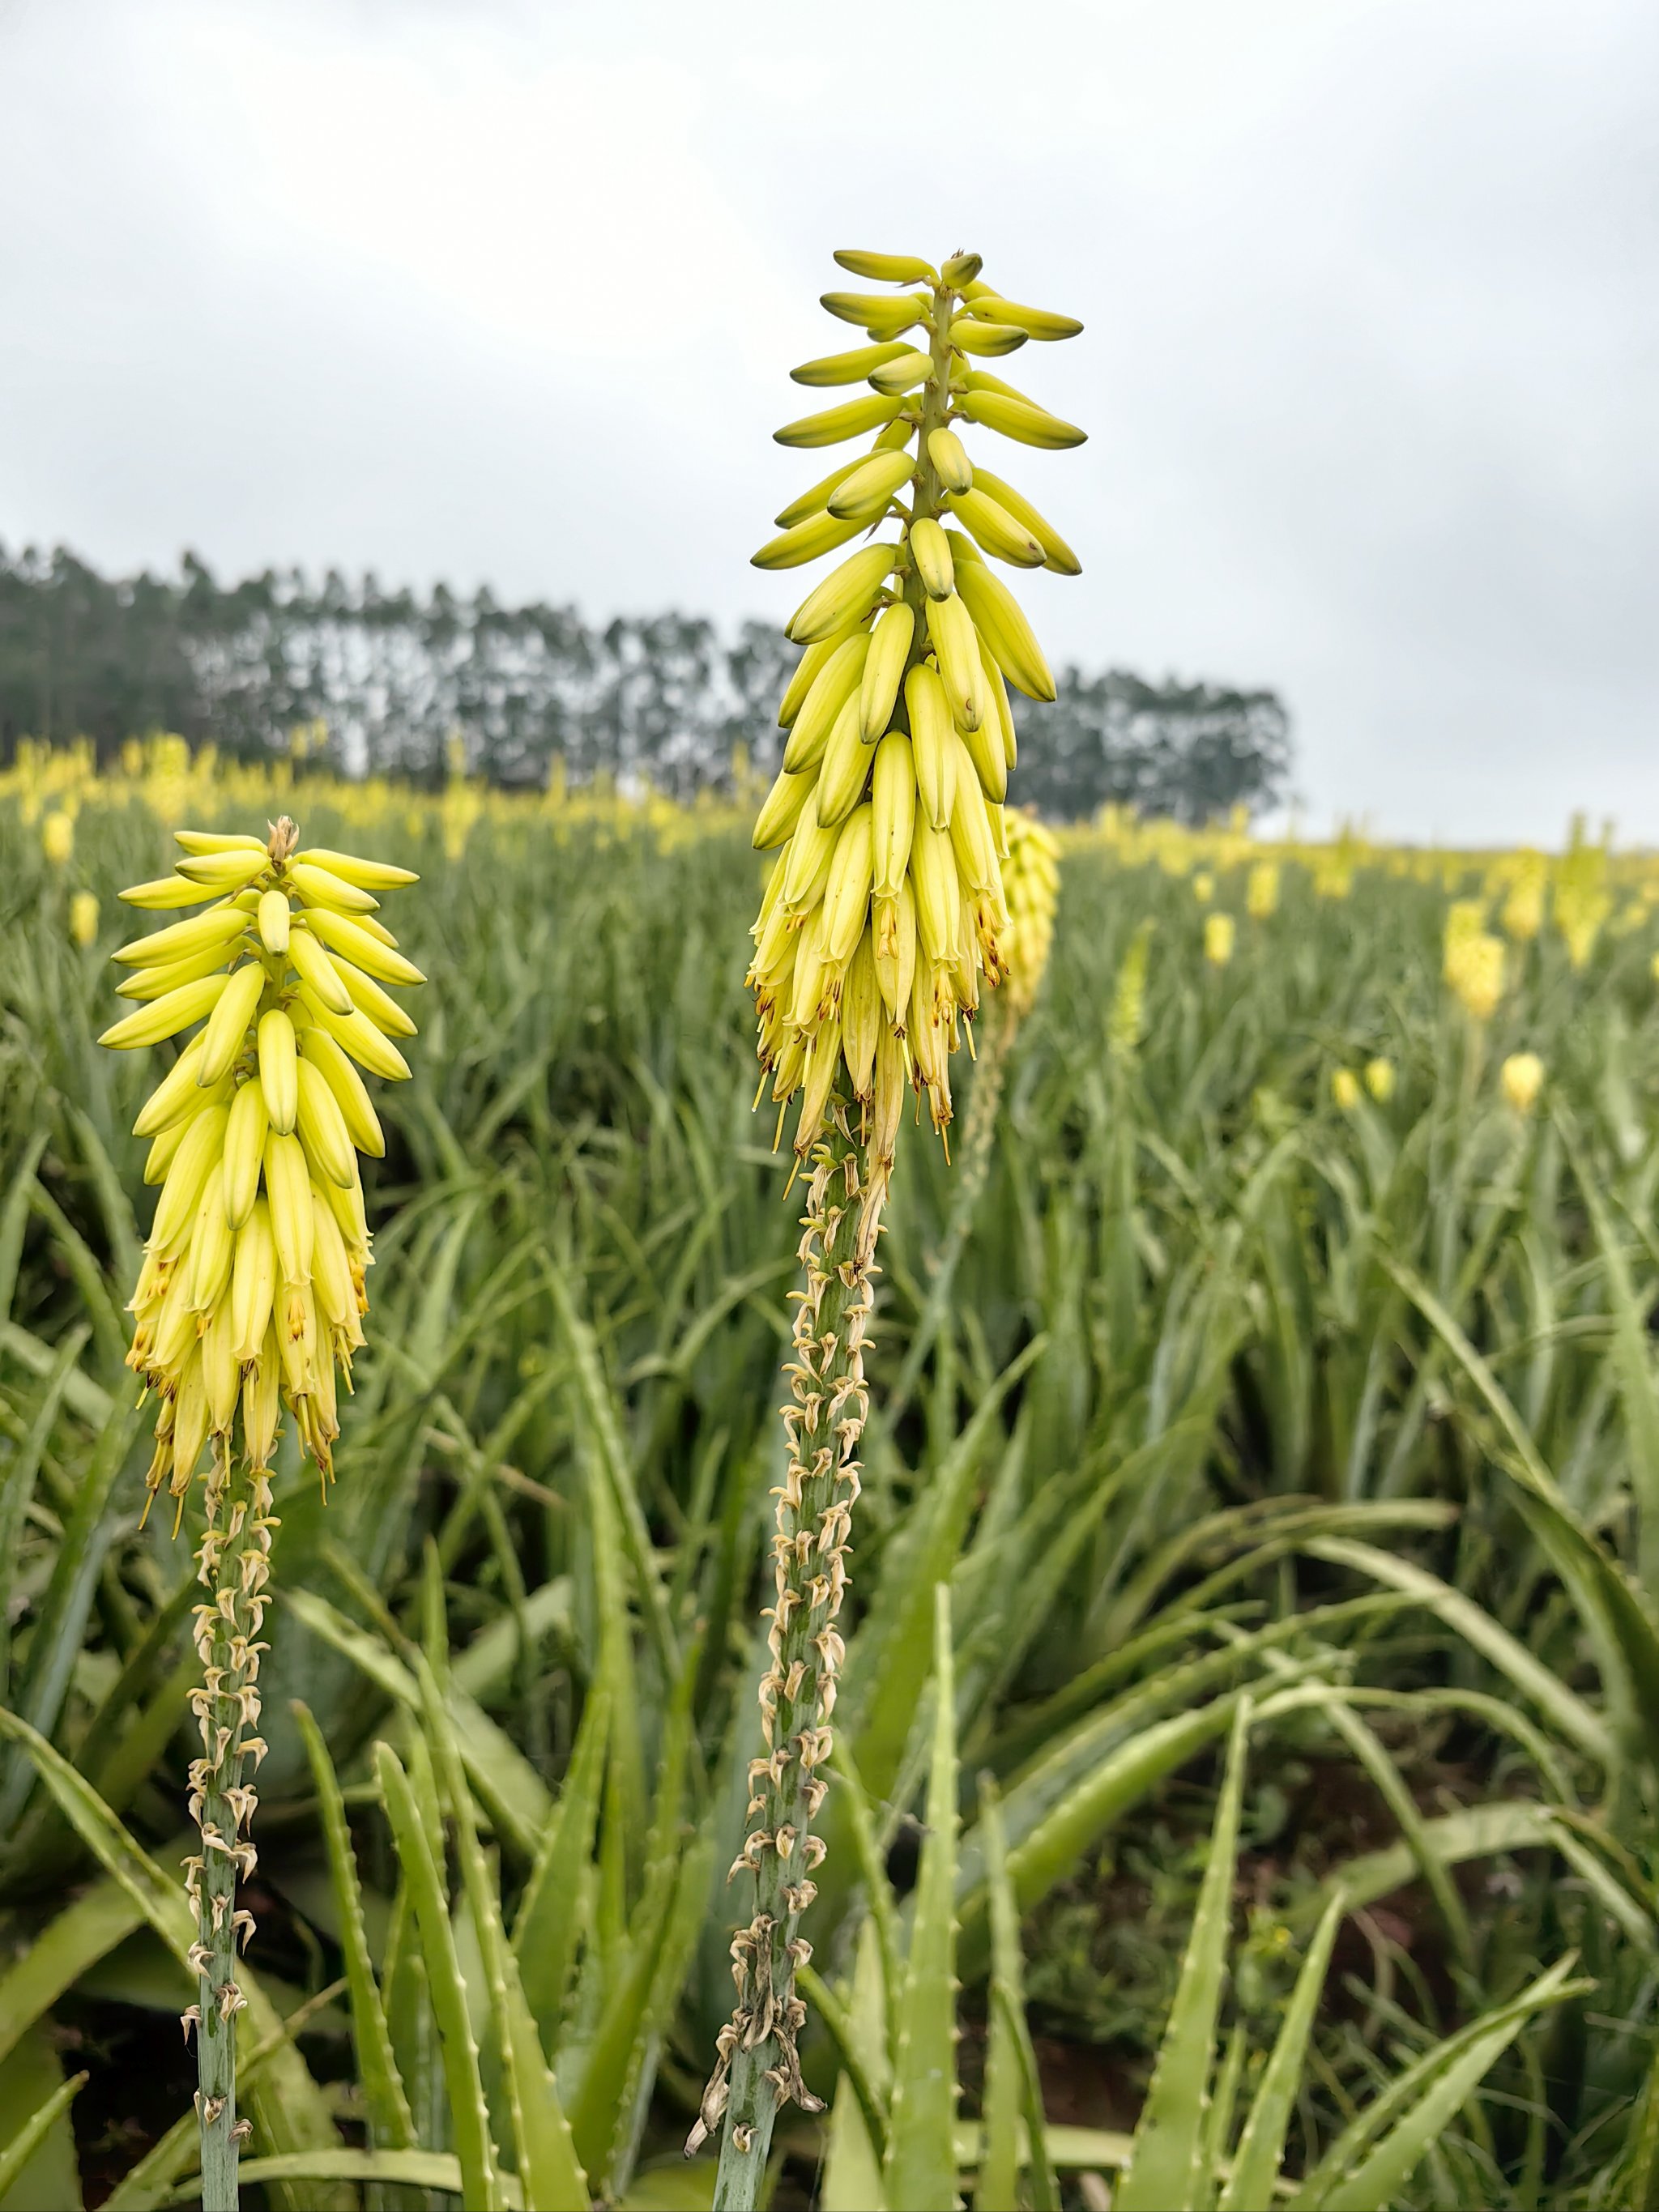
[6,803,1659,2206]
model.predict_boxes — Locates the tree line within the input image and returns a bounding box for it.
[0,543,1291,822]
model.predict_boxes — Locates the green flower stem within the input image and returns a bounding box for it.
[181,1452,277,2212]
[693,1098,886,2210]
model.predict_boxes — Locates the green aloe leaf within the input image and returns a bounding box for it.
[376,1739,502,2212]
[1115,1698,1251,2212]
[1218,1894,1343,2211]
[0,2047,86,2210]
[292,1701,416,2152]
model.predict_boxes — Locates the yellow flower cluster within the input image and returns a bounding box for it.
[100,820,421,1519]
[1444,899,1505,1021]
[1554,829,1611,971]
[70,890,100,948]
[1204,911,1236,966]
[744,247,1085,1153]
[1246,861,1281,919]
[1498,850,1547,942]
[999,808,1061,1018]
[2,733,746,855]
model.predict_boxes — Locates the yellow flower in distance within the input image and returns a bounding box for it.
[1204,911,1235,967]
[1363,1055,1396,1102]
[1501,1051,1544,1114]
[42,811,74,865]
[1000,809,1061,1019]
[1446,928,1504,1022]
[1332,1068,1361,1111]
[1246,861,1280,919]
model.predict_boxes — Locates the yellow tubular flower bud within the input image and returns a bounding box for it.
[288,862,380,915]
[291,846,420,891]
[832,249,937,284]
[910,518,955,599]
[310,1192,360,1338]
[949,487,1044,567]
[203,1301,241,1434]
[265,1131,315,1286]
[175,849,271,892]
[222,1079,270,1228]
[958,711,1009,806]
[906,665,957,829]
[174,830,269,857]
[231,1201,278,1363]
[115,942,235,1003]
[753,511,867,570]
[298,1029,386,1157]
[295,1059,356,1189]
[781,805,842,913]
[859,602,915,740]
[967,466,1081,576]
[148,1104,232,1255]
[131,1035,211,1139]
[841,929,881,1097]
[195,962,266,1089]
[953,387,1087,449]
[815,694,873,827]
[258,889,292,953]
[984,658,1019,769]
[143,1114,194,1187]
[867,349,934,395]
[963,295,1083,342]
[825,449,915,518]
[321,1155,369,1255]
[243,1334,282,1468]
[305,909,425,988]
[286,927,354,1015]
[171,1355,211,1494]
[258,1008,299,1134]
[112,903,247,969]
[334,958,419,1039]
[774,394,908,448]
[188,1167,237,1314]
[783,634,869,774]
[786,544,898,644]
[911,817,958,965]
[953,560,1056,701]
[119,876,221,911]
[98,971,232,1051]
[925,592,985,730]
[790,339,914,388]
[753,763,817,851]
[776,633,843,724]
[871,733,917,899]
[821,805,876,965]
[301,996,412,1082]
[927,427,973,496]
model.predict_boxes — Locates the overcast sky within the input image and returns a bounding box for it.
[3,0,1653,841]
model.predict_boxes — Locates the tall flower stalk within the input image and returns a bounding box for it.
[693,247,1085,2207]
[100,817,421,2212]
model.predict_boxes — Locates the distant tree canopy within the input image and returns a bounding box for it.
[0,543,1290,821]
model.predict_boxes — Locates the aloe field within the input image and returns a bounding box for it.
[3,740,1659,2211]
